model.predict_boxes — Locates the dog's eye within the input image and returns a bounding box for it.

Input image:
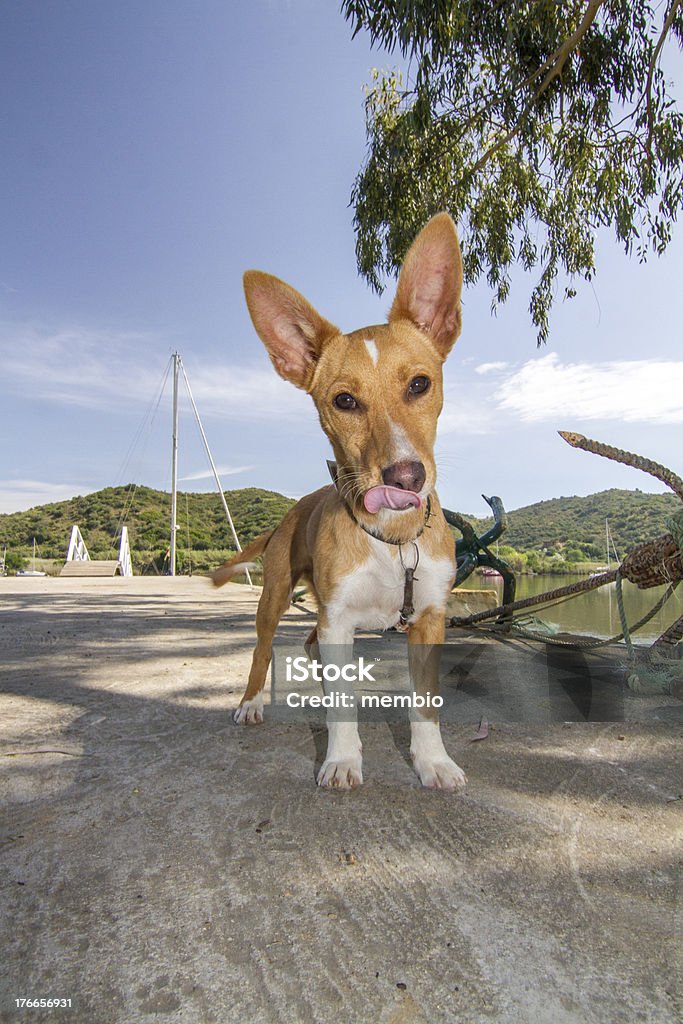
[334,392,358,411]
[407,376,430,397]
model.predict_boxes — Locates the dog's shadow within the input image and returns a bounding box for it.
[309,722,327,779]
[387,720,412,769]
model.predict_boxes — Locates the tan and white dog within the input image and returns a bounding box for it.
[214,213,467,791]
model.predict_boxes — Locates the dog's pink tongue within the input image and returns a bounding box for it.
[363,485,422,514]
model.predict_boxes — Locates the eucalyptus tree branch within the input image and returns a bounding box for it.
[535,0,604,93]
[645,0,683,153]
[471,0,605,176]
[520,0,605,92]
[344,0,683,343]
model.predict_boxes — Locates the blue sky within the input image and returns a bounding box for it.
[1,0,682,526]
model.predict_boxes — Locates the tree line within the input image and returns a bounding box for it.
[1,484,677,575]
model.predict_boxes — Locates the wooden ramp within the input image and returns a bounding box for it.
[60,560,123,577]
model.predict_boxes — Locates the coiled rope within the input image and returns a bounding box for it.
[450,433,683,693]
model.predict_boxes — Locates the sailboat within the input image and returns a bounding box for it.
[165,353,252,584]
[16,538,47,577]
[590,519,619,577]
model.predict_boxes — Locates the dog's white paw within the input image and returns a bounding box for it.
[317,757,363,789]
[413,755,467,791]
[233,697,264,726]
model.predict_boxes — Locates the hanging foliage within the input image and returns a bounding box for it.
[343,0,683,342]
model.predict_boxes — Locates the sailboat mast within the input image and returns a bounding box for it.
[180,362,253,587]
[169,352,180,577]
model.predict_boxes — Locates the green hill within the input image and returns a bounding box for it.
[0,484,678,574]
[469,488,679,561]
[0,485,295,574]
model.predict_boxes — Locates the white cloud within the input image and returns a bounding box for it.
[475,361,509,374]
[181,363,313,422]
[495,354,683,424]
[179,464,254,481]
[437,403,496,435]
[0,479,89,514]
[1,323,164,409]
[437,372,498,435]
[0,322,315,423]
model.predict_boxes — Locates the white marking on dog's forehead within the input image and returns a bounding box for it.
[364,339,379,365]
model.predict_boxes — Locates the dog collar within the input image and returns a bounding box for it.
[326,460,433,547]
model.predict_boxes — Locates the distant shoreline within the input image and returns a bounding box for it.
[1,483,678,577]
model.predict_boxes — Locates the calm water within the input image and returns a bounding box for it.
[239,570,681,643]
[465,573,682,642]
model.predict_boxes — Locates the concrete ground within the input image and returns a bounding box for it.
[0,577,680,1024]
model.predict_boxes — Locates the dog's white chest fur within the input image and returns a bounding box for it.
[324,536,454,638]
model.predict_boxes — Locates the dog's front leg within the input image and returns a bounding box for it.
[316,620,362,789]
[408,609,467,791]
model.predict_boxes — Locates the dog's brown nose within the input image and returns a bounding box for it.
[382,460,426,493]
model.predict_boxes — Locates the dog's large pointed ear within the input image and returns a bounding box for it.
[389,213,463,358]
[243,271,339,390]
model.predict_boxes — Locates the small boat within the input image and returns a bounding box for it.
[589,522,619,579]
[16,538,47,577]
[479,567,502,577]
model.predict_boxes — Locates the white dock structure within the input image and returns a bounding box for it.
[60,525,133,577]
